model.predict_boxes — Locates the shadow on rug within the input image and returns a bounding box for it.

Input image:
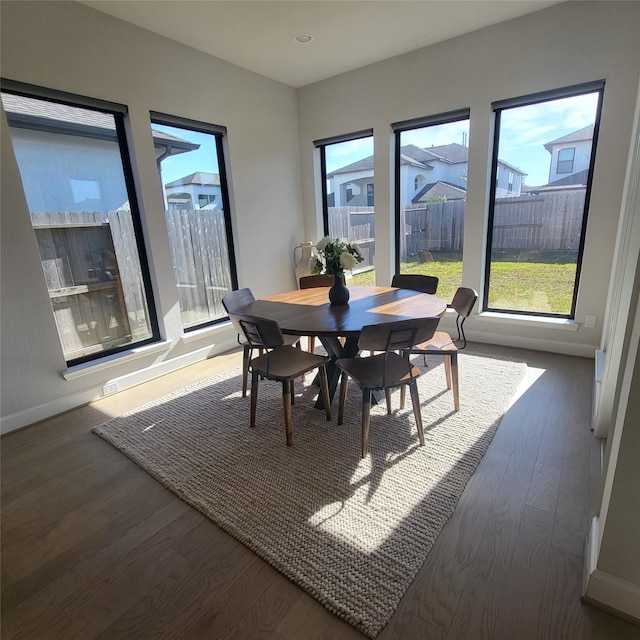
[93,351,526,637]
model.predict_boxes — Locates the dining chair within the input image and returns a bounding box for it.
[406,286,478,412]
[336,317,440,458]
[299,274,335,289]
[299,274,337,353]
[362,273,440,358]
[239,316,332,447]
[222,288,301,397]
[391,273,439,295]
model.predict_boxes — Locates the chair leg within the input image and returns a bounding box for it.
[290,378,295,405]
[385,388,392,415]
[242,345,251,397]
[408,380,425,446]
[338,372,349,425]
[309,336,315,354]
[282,380,293,446]
[250,371,259,427]
[451,352,460,412]
[400,385,406,410]
[319,365,332,421]
[444,354,452,390]
[361,388,371,458]
[295,343,306,383]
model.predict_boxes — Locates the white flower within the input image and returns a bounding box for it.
[351,243,363,258]
[315,236,331,252]
[339,251,357,271]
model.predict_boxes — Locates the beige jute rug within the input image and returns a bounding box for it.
[93,351,526,638]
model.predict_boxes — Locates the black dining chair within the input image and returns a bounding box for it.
[239,316,332,447]
[222,288,301,397]
[336,317,440,458]
[391,273,439,295]
[406,286,478,412]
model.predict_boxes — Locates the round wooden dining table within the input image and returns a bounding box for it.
[235,285,447,409]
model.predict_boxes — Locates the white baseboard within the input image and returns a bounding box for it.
[1,337,238,436]
[583,517,640,623]
[468,328,598,358]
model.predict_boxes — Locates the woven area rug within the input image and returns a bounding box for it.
[93,351,526,638]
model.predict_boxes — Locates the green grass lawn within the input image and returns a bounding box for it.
[350,259,577,314]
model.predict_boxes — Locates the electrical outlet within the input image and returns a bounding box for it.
[585,314,597,329]
[102,382,119,396]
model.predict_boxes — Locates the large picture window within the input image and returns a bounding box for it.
[393,110,470,302]
[1,82,158,365]
[315,130,375,283]
[150,113,237,330]
[484,81,604,317]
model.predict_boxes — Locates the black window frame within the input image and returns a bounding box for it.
[483,80,605,319]
[1,78,160,366]
[150,111,238,332]
[392,108,470,275]
[314,129,373,236]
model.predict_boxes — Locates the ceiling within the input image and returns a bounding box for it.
[81,0,564,88]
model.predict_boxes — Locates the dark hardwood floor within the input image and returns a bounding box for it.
[2,345,639,639]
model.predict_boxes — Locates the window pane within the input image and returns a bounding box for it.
[397,119,469,302]
[1,91,156,364]
[486,90,601,316]
[322,136,375,283]
[151,120,235,329]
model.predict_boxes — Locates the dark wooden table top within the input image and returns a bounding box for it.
[238,285,447,338]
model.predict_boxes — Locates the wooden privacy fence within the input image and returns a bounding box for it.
[328,206,375,270]
[31,210,151,360]
[400,189,587,261]
[164,208,233,326]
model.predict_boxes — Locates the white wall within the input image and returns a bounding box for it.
[297,1,640,355]
[0,0,304,430]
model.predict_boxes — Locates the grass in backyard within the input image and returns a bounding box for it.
[350,258,576,314]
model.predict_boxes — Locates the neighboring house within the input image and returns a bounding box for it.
[524,125,594,193]
[545,124,594,186]
[1,93,197,212]
[163,171,222,210]
[328,143,527,206]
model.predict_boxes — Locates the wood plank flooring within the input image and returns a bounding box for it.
[2,346,639,640]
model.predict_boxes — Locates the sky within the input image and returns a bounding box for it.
[154,91,600,190]
[152,123,219,185]
[326,91,600,187]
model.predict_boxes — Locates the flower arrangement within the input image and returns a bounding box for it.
[310,236,364,277]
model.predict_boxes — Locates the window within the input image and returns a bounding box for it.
[484,81,604,317]
[150,113,237,330]
[1,81,158,365]
[315,130,375,282]
[557,147,575,174]
[198,194,217,208]
[393,109,470,302]
[367,183,374,207]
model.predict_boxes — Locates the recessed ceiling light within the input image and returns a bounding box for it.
[295,33,314,44]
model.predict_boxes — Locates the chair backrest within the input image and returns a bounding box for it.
[450,287,478,318]
[238,316,285,350]
[222,288,256,341]
[391,273,439,295]
[221,287,255,314]
[299,274,335,289]
[358,317,440,353]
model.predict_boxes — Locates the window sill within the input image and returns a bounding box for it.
[475,311,579,331]
[63,340,172,380]
[181,320,233,344]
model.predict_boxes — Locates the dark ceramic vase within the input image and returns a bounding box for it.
[328,274,349,305]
